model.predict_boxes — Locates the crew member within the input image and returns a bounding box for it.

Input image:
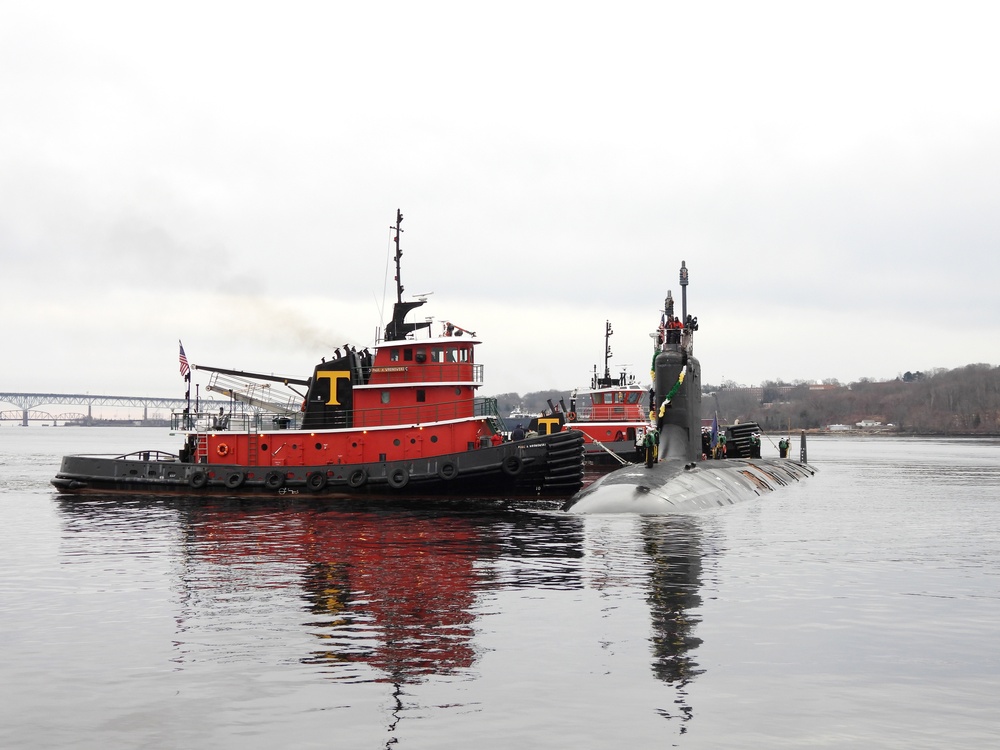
[778,437,789,458]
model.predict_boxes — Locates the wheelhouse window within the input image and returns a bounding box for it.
[404,348,413,361]
[381,391,390,404]
[390,349,400,362]
[416,390,426,403]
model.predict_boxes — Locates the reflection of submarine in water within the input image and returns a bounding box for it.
[565,261,816,514]
[641,517,703,728]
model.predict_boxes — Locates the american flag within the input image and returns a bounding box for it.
[179,340,190,379]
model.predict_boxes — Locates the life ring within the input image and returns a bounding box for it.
[347,468,367,489]
[567,412,577,422]
[438,461,458,481]
[216,443,230,457]
[264,471,285,490]
[387,467,409,489]
[501,455,524,476]
[224,471,244,489]
[188,471,208,489]
[306,471,327,492]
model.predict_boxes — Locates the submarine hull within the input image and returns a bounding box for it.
[565,457,816,514]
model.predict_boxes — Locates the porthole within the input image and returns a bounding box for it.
[430,435,438,443]
[352,441,358,448]
[393,439,401,446]
[315,442,322,450]
[260,443,268,451]
[410,438,416,444]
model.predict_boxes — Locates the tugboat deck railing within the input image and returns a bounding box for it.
[574,405,647,422]
[172,396,501,433]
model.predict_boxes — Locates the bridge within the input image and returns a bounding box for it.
[0,392,224,426]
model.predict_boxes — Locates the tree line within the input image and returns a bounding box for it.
[492,363,1000,435]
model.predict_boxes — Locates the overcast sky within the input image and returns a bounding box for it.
[2,1,998,404]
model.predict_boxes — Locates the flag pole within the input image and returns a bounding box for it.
[179,339,192,427]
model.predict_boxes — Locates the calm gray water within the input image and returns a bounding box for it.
[2,427,999,749]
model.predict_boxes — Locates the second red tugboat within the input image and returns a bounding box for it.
[563,321,649,465]
[52,211,585,498]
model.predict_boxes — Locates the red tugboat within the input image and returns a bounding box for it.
[51,211,585,498]
[562,321,649,465]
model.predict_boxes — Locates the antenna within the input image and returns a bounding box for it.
[679,260,689,324]
[604,320,613,380]
[392,209,404,304]
[383,210,432,342]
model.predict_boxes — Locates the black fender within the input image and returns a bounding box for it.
[502,455,524,476]
[387,467,409,489]
[347,468,367,489]
[306,471,327,492]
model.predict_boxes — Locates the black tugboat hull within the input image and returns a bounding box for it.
[52,430,586,499]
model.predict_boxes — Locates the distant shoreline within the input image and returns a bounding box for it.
[796,429,999,438]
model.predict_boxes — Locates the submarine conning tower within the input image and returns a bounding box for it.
[654,261,702,461]
[655,346,702,460]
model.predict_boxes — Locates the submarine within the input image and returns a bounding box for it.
[564,261,816,514]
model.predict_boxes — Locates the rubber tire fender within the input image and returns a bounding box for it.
[264,471,285,490]
[189,471,208,489]
[225,471,245,489]
[501,455,524,476]
[306,471,327,492]
[387,467,409,489]
[347,468,367,489]
[437,461,458,481]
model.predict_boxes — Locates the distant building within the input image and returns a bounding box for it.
[827,424,853,432]
[856,419,883,429]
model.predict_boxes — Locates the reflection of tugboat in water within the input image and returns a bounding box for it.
[51,211,585,498]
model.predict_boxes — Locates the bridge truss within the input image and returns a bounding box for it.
[0,392,224,426]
